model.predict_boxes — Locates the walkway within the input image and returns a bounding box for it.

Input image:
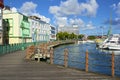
[0,50,119,80]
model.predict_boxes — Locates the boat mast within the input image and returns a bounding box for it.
[107,11,112,37]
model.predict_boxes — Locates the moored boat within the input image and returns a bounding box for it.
[98,34,120,50]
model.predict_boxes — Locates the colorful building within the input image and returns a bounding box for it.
[3,7,31,44]
[2,6,56,44]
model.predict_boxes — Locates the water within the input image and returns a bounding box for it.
[53,43,120,77]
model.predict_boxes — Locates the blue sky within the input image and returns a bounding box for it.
[4,0,120,35]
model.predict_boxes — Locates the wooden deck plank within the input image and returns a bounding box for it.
[0,50,119,80]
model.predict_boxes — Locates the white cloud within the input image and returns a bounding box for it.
[82,21,96,30]
[55,17,68,26]
[49,0,98,17]
[19,1,50,23]
[55,16,84,28]
[11,7,17,12]
[49,0,98,29]
[69,18,84,27]
[112,2,120,16]
[80,0,98,16]
[19,1,37,15]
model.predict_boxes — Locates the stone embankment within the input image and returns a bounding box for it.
[25,41,75,60]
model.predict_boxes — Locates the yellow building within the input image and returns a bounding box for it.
[3,8,32,44]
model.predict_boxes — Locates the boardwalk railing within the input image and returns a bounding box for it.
[0,41,46,55]
[50,48,120,77]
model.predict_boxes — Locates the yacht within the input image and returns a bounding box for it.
[98,34,120,50]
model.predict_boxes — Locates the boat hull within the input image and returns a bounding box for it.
[108,45,120,50]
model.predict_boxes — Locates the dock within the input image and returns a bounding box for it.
[0,50,119,80]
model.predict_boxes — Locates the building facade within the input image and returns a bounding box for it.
[29,16,51,42]
[3,9,31,44]
[1,6,56,44]
[50,25,56,41]
[0,0,4,45]
[39,21,50,42]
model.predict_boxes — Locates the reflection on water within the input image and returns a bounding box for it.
[98,49,120,55]
[54,43,120,76]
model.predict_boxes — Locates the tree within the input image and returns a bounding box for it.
[78,34,84,40]
[56,32,78,40]
[88,36,96,40]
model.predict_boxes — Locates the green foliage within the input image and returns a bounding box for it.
[78,34,84,40]
[56,32,84,40]
[88,36,96,40]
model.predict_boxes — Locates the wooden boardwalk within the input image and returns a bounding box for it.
[0,50,119,80]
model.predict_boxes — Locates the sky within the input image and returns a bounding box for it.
[4,0,120,35]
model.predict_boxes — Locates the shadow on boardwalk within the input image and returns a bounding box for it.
[0,50,119,80]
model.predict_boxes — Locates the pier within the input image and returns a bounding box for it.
[0,41,120,80]
[0,50,119,80]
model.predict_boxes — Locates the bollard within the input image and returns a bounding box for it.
[85,50,89,72]
[111,52,115,77]
[37,48,40,62]
[64,48,68,68]
[50,48,54,64]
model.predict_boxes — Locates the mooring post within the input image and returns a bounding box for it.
[64,48,68,68]
[85,50,89,72]
[112,52,115,77]
[50,47,54,64]
[37,48,40,62]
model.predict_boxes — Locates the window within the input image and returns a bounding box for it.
[23,15,28,22]
[8,19,13,35]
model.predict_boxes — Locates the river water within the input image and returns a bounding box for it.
[53,42,120,77]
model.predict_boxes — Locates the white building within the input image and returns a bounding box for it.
[29,16,51,42]
[39,21,51,42]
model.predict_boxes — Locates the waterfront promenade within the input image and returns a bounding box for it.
[0,50,120,80]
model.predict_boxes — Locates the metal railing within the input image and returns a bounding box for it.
[0,41,46,55]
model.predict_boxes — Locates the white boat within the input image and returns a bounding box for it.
[108,45,120,50]
[98,34,120,50]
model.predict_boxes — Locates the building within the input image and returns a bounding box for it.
[2,6,56,44]
[0,0,4,45]
[58,25,79,35]
[50,25,56,41]
[39,21,51,42]
[2,19,10,44]
[3,7,31,44]
[29,16,51,42]
[29,16,40,42]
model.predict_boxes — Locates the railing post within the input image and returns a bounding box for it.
[64,48,68,68]
[85,50,89,72]
[50,47,54,64]
[111,52,115,77]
